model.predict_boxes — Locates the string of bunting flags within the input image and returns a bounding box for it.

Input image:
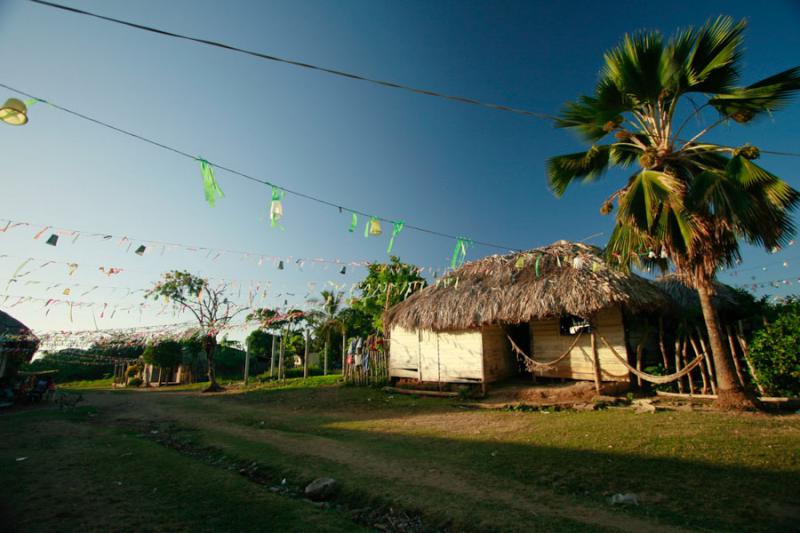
[0,82,527,267]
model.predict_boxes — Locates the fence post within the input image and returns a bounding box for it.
[303,328,309,379]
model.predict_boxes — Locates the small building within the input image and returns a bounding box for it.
[383,241,669,388]
[0,310,40,379]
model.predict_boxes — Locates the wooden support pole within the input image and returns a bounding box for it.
[243,347,250,385]
[635,342,644,389]
[279,329,286,382]
[696,327,716,393]
[303,328,309,379]
[270,335,276,379]
[591,330,601,394]
[737,321,766,395]
[658,317,669,369]
[725,325,746,388]
[688,335,709,395]
[341,327,347,377]
[674,338,684,393]
[682,337,695,395]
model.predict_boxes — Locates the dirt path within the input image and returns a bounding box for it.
[85,390,685,533]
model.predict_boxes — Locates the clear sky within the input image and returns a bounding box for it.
[1,0,799,339]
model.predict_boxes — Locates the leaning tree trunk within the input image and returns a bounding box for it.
[696,282,755,410]
[203,334,223,392]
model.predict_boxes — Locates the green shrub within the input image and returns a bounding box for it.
[127,377,143,388]
[749,298,800,397]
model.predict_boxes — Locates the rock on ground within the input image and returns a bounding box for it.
[304,477,337,501]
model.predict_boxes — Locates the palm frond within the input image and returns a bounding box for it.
[709,67,800,122]
[546,145,611,196]
[618,170,684,231]
[684,16,746,93]
[601,31,665,104]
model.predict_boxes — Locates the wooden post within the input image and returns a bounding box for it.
[341,327,347,378]
[278,329,285,381]
[681,338,694,395]
[591,330,601,395]
[270,335,276,379]
[303,328,309,379]
[674,338,684,393]
[243,347,250,385]
[635,343,644,389]
[688,335,709,395]
[725,325,746,387]
[658,317,669,369]
[696,327,716,393]
[737,320,765,395]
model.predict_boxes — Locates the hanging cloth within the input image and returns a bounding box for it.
[450,238,472,269]
[198,158,224,207]
[386,221,405,254]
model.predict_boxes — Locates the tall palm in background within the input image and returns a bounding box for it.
[547,16,800,409]
[308,290,344,375]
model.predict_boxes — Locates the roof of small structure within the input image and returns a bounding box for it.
[0,309,40,363]
[654,274,747,315]
[384,241,670,331]
[0,309,32,336]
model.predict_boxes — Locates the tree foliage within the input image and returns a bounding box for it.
[147,270,244,391]
[351,256,427,332]
[142,340,183,370]
[245,329,272,360]
[548,16,800,409]
[748,298,800,397]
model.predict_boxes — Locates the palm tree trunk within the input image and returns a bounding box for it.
[696,283,754,409]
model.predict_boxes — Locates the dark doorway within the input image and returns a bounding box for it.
[506,323,531,376]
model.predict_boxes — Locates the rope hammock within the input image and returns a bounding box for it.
[596,331,705,385]
[507,330,584,370]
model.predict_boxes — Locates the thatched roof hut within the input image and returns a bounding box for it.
[384,241,670,387]
[385,241,669,331]
[0,310,40,378]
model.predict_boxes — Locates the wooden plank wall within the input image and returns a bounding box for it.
[481,325,516,382]
[529,306,630,382]
[389,326,483,383]
[436,331,483,382]
[388,326,421,379]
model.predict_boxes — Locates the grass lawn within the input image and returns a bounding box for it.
[2,378,798,532]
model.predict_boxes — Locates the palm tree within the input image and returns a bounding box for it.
[308,290,344,375]
[547,16,800,409]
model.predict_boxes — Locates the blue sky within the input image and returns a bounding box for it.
[1,0,799,337]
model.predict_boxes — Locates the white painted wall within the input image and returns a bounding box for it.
[389,326,483,383]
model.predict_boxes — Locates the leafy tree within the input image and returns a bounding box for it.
[748,298,800,397]
[247,308,306,377]
[337,306,374,340]
[146,271,245,392]
[547,17,800,409]
[306,290,345,375]
[142,340,183,385]
[352,256,427,332]
[245,329,273,362]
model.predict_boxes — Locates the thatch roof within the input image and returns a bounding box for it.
[654,274,748,316]
[384,241,670,331]
[0,310,40,363]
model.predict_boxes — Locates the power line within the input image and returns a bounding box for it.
[0,81,522,253]
[27,0,556,122]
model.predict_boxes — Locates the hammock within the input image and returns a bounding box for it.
[507,330,584,370]
[596,331,705,385]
